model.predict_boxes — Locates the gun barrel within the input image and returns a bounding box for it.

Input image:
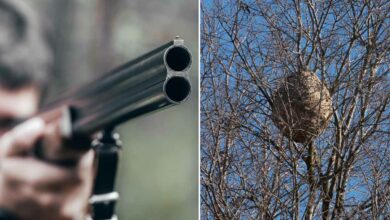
[43,38,192,137]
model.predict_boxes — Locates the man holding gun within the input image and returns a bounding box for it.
[0,0,94,219]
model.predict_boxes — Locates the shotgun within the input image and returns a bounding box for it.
[35,37,192,220]
[40,37,192,139]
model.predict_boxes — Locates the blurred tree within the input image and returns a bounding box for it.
[94,0,119,70]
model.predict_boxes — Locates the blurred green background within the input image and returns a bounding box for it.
[29,0,198,219]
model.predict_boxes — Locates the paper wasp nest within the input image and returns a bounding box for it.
[272,71,332,143]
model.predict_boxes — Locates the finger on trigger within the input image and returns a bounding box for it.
[1,117,45,157]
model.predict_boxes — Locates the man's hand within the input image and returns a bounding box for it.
[0,117,94,220]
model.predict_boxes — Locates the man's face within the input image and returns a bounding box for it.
[0,86,39,135]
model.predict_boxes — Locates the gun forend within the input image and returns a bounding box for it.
[42,37,192,138]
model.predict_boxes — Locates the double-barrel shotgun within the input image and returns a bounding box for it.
[34,37,192,220]
[40,37,192,140]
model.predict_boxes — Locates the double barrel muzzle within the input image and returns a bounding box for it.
[163,45,192,103]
